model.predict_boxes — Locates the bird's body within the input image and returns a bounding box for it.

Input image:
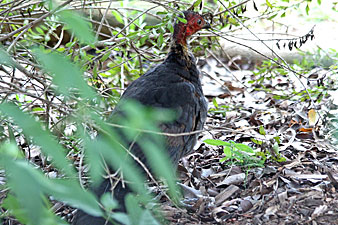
[73,10,209,225]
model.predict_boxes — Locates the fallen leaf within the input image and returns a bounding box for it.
[308,108,316,126]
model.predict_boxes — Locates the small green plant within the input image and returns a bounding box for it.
[208,98,233,117]
[251,126,286,163]
[204,139,265,168]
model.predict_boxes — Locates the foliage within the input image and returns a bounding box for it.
[0,0,337,224]
[204,139,265,168]
[0,1,178,224]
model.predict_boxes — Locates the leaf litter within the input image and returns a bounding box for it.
[157,56,338,224]
[1,52,337,224]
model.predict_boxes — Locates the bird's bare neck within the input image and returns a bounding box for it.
[169,41,192,65]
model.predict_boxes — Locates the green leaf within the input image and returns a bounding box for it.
[167,23,174,33]
[305,4,310,15]
[33,49,96,100]
[112,10,124,24]
[212,98,219,108]
[2,194,29,224]
[259,125,266,135]
[44,179,102,217]
[204,139,230,146]
[100,193,118,212]
[193,0,203,8]
[223,146,232,158]
[227,17,238,25]
[35,27,44,35]
[0,103,75,177]
[4,161,56,225]
[274,136,281,144]
[157,32,163,47]
[118,101,179,202]
[58,10,95,44]
[139,209,161,225]
[0,144,102,219]
[125,194,143,225]
[266,0,273,8]
[177,17,187,24]
[110,212,131,225]
[0,47,16,66]
[234,143,254,153]
[83,124,148,197]
[251,138,263,145]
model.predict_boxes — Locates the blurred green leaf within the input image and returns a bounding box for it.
[177,17,187,24]
[223,146,232,158]
[110,212,131,225]
[2,194,29,225]
[266,0,273,8]
[193,0,203,9]
[4,160,58,225]
[125,194,143,225]
[112,10,124,24]
[33,49,96,100]
[101,193,118,212]
[0,103,75,177]
[0,142,23,159]
[58,10,95,44]
[0,144,102,220]
[204,139,230,146]
[0,47,15,66]
[139,209,161,225]
[234,143,254,153]
[259,125,266,135]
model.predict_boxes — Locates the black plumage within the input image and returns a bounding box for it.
[73,11,209,225]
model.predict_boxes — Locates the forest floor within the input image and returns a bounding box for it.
[157,54,338,224]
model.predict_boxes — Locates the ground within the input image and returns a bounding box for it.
[154,56,338,225]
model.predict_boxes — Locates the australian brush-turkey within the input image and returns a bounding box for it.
[73,10,209,225]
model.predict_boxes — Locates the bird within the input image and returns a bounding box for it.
[73,10,209,225]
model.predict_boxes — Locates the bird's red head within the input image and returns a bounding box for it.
[173,11,210,46]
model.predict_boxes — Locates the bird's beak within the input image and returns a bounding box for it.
[202,21,211,29]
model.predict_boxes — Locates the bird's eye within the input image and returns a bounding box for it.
[197,19,202,25]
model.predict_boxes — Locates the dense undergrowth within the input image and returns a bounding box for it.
[0,0,337,224]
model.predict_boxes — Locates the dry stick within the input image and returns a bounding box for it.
[8,0,43,12]
[82,5,159,66]
[0,0,73,42]
[110,6,159,44]
[95,0,114,40]
[123,133,172,202]
[105,122,205,137]
[6,25,30,53]
[130,41,165,62]
[142,0,180,14]
[94,125,173,205]
[0,0,26,29]
[214,0,251,16]
[0,0,27,17]
[104,121,263,137]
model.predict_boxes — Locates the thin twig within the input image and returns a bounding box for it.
[0,0,73,42]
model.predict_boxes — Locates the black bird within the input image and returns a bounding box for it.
[73,10,209,225]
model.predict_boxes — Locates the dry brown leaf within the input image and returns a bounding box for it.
[308,108,317,126]
[215,185,239,206]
